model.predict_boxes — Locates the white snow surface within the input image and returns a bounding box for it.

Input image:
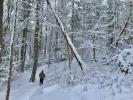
[0,61,133,100]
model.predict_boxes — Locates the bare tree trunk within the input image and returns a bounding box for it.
[39,1,44,54]
[45,4,49,60]
[70,0,75,61]
[48,29,53,65]
[45,34,48,58]
[113,0,119,47]
[31,0,41,82]
[71,0,74,43]
[0,0,4,63]
[6,0,11,32]
[81,0,85,58]
[31,30,40,82]
[92,33,96,62]
[54,0,59,60]
[66,43,71,69]
[5,43,14,100]
[5,0,17,100]
[20,28,27,72]
[54,32,59,59]
[20,0,31,72]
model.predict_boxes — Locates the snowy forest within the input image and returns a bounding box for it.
[0,0,133,100]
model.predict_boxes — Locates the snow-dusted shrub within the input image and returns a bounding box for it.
[101,48,133,94]
[105,48,133,74]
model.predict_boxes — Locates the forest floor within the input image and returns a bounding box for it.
[0,61,133,100]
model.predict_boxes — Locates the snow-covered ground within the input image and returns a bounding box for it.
[0,61,133,100]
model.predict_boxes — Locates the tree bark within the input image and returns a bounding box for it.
[31,0,41,82]
[70,0,75,61]
[5,0,17,100]
[92,33,96,62]
[20,0,31,72]
[81,0,85,58]
[0,0,4,63]
[20,28,28,72]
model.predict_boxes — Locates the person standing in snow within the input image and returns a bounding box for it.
[39,70,45,85]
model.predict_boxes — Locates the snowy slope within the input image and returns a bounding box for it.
[0,61,133,100]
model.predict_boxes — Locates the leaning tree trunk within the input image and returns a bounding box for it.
[46,0,85,71]
[30,0,41,82]
[5,0,17,100]
[0,0,4,63]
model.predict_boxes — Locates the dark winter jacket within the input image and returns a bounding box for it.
[39,71,45,79]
